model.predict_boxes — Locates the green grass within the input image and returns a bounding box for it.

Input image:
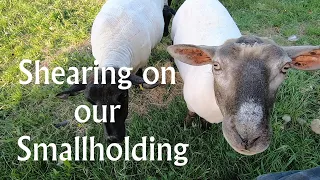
[1,0,319,179]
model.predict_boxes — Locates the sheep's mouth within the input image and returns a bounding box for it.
[221,116,270,155]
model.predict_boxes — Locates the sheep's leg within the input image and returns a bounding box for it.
[200,118,212,130]
[184,110,196,128]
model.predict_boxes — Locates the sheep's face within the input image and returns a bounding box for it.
[84,70,128,143]
[57,68,159,143]
[167,35,320,155]
[212,37,287,155]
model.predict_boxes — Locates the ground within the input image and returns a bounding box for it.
[0,0,319,179]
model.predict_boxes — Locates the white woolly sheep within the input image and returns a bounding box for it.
[167,0,320,155]
[57,0,175,143]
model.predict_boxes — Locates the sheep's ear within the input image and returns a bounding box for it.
[56,73,95,99]
[56,84,86,99]
[167,44,217,66]
[282,46,320,70]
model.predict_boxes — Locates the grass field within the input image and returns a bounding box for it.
[1,0,319,179]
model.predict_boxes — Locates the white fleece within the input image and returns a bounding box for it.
[171,0,242,123]
[91,0,165,73]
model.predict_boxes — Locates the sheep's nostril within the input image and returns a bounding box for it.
[251,136,260,145]
[234,126,261,150]
[240,136,261,149]
[243,136,261,149]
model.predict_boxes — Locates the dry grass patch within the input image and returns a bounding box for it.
[128,61,183,119]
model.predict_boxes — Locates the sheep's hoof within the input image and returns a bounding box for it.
[184,117,193,127]
[183,111,196,129]
[200,118,212,130]
[183,120,192,130]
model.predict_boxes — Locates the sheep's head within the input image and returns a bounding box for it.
[167,35,320,155]
[57,68,158,143]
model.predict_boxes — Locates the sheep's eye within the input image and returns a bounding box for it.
[213,62,221,70]
[281,63,291,74]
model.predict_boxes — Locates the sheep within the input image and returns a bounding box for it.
[57,0,175,143]
[167,0,320,155]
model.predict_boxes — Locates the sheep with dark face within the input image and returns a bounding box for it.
[167,0,320,155]
[57,0,175,143]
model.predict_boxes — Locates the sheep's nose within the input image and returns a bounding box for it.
[241,136,260,150]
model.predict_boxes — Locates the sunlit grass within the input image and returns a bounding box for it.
[0,0,319,179]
